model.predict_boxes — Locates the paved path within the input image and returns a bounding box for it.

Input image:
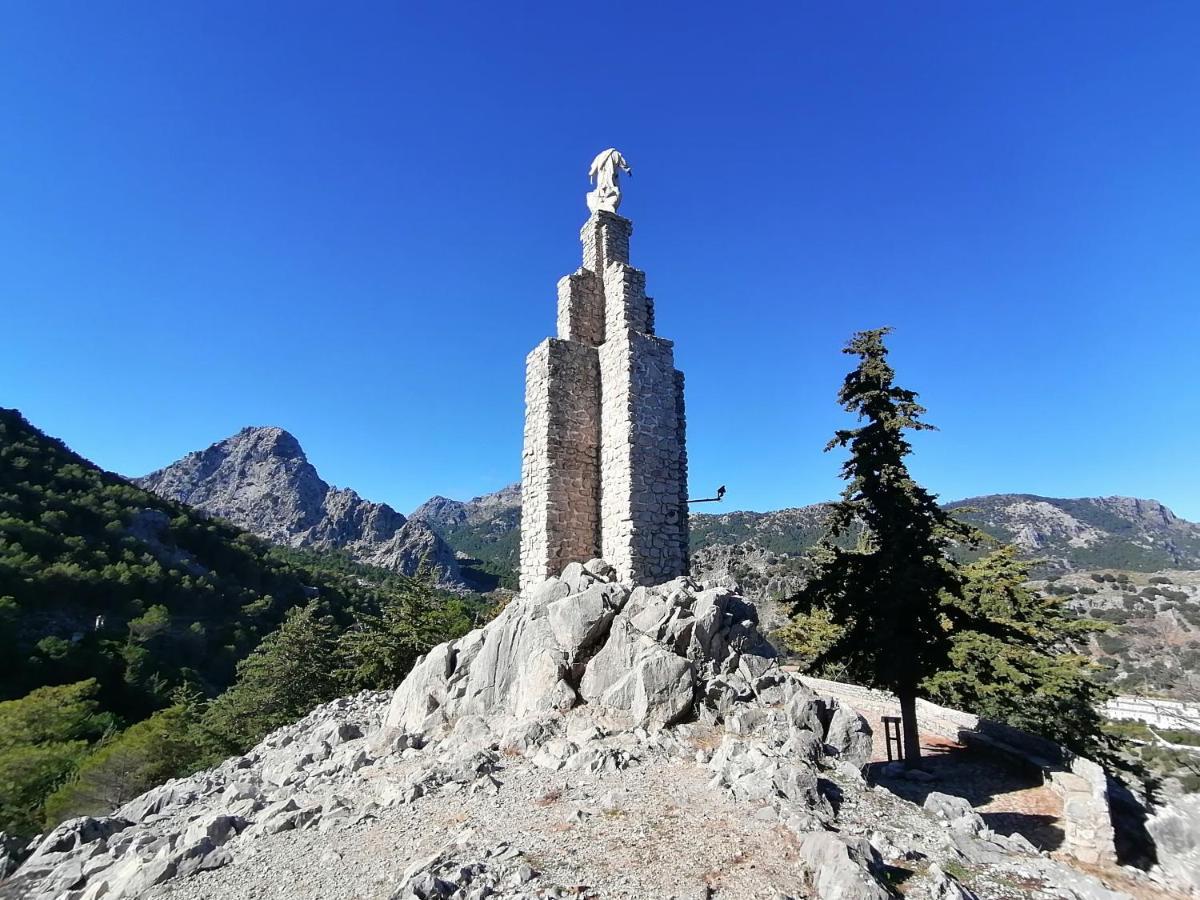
[855,708,1066,851]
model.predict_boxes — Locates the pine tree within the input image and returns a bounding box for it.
[43,686,215,824]
[0,680,108,835]
[203,601,341,751]
[788,328,978,767]
[337,565,466,691]
[926,545,1116,761]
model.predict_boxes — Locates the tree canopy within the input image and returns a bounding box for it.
[925,545,1115,761]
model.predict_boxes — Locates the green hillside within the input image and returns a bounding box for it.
[2,408,396,716]
[0,408,476,835]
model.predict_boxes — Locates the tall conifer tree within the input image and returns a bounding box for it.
[790,328,977,767]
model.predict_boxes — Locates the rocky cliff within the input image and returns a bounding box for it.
[410,485,523,586]
[136,427,466,589]
[944,495,1200,571]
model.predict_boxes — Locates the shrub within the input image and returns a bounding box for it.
[1096,633,1130,656]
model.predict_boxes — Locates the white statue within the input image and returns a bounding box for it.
[586,148,632,214]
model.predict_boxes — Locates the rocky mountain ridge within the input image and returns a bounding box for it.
[943,495,1200,572]
[139,426,1200,596]
[135,428,467,590]
[404,485,1200,589]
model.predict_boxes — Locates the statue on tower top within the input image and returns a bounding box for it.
[586,148,632,214]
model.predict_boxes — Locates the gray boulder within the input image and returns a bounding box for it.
[796,831,891,900]
[548,582,626,666]
[787,691,828,735]
[923,791,987,837]
[24,816,131,868]
[1147,793,1200,896]
[600,644,695,729]
[823,704,874,768]
[927,862,980,900]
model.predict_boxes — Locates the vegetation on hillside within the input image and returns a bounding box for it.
[0,408,476,837]
[1104,720,1200,793]
[1036,570,1200,700]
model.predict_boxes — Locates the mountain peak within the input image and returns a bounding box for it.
[224,425,307,460]
[136,429,466,588]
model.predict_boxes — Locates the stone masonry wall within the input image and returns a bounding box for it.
[599,332,688,585]
[580,211,630,282]
[519,339,601,585]
[556,269,604,347]
[674,369,689,559]
[520,206,688,589]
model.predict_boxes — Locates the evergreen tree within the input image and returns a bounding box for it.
[788,328,977,767]
[337,565,467,691]
[0,680,109,835]
[926,545,1116,761]
[203,602,341,752]
[43,686,215,824]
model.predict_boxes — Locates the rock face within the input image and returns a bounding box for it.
[379,560,776,739]
[410,484,522,534]
[135,427,465,588]
[1147,793,1200,895]
[9,566,1150,900]
[942,495,1200,571]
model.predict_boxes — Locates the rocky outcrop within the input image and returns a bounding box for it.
[1146,793,1200,895]
[0,833,24,879]
[135,427,465,588]
[8,565,1151,900]
[796,832,890,900]
[377,560,779,740]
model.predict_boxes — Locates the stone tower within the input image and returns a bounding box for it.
[520,154,688,589]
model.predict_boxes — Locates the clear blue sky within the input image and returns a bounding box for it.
[3,2,1198,519]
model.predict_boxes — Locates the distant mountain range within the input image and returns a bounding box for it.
[944,495,1200,571]
[136,427,1200,595]
[403,484,1200,585]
